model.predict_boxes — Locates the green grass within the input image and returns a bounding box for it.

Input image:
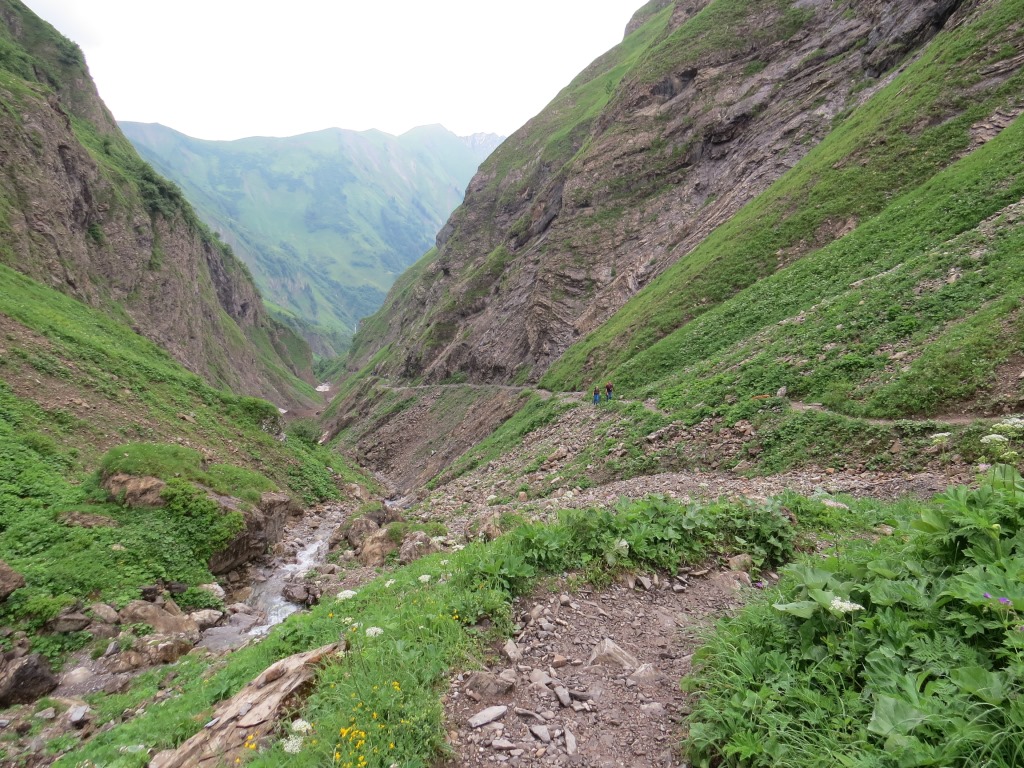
[100,443,277,504]
[0,264,374,652]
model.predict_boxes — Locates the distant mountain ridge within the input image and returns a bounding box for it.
[121,122,503,357]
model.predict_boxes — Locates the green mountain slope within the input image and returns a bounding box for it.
[0,256,369,667]
[121,122,501,357]
[0,0,315,407]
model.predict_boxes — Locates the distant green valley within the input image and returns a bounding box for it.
[121,122,502,358]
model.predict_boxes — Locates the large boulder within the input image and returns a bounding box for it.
[46,611,91,633]
[0,653,58,706]
[0,560,25,601]
[345,516,379,549]
[104,474,166,507]
[398,530,440,565]
[189,609,224,630]
[208,492,298,574]
[357,530,397,567]
[119,600,200,641]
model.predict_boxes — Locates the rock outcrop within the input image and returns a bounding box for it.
[0,654,58,706]
[0,560,25,601]
[208,492,297,574]
[346,0,976,386]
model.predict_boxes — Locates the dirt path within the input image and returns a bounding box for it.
[788,399,1001,426]
[443,571,747,767]
[379,380,555,400]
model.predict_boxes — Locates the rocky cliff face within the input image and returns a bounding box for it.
[0,1,314,406]
[347,0,973,385]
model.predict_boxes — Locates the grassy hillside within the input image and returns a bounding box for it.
[121,122,499,357]
[0,262,372,655]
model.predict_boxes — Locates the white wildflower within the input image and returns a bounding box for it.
[930,432,951,444]
[337,589,358,600]
[993,417,1024,436]
[342,616,354,625]
[366,626,383,637]
[419,574,432,583]
[452,544,465,552]
[981,434,1009,445]
[282,734,304,754]
[290,719,313,734]
[440,559,449,566]
[830,596,864,613]
[384,579,396,587]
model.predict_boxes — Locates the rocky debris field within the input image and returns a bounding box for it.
[444,570,752,767]
[407,396,954,543]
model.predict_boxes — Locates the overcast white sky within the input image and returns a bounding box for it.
[27,0,643,140]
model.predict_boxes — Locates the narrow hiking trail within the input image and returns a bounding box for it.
[408,393,958,545]
[788,400,1004,426]
[410,403,968,767]
[442,573,736,768]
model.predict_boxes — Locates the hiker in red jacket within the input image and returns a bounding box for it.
[605,382,614,401]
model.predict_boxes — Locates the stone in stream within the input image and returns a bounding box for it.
[281,583,308,604]
[469,706,508,728]
[189,609,224,630]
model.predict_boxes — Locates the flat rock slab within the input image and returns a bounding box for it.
[150,643,340,768]
[469,706,508,728]
[587,638,639,670]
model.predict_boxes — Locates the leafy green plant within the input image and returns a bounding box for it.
[684,468,1024,767]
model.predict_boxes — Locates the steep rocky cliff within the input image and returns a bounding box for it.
[347,0,998,386]
[0,0,314,406]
